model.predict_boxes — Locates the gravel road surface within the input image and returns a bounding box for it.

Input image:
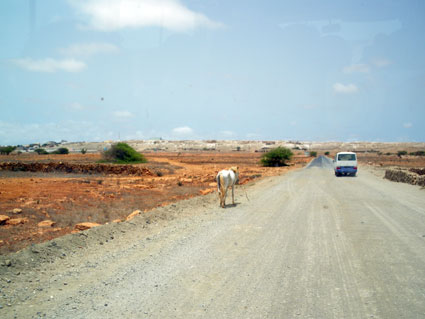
[2,156,425,318]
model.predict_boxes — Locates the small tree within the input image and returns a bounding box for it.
[411,150,425,156]
[310,151,317,157]
[324,151,330,156]
[261,147,293,167]
[102,142,147,164]
[35,148,49,155]
[0,146,16,155]
[81,148,87,154]
[397,150,407,157]
[52,147,69,154]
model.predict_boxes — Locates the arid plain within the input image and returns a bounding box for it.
[1,140,424,254]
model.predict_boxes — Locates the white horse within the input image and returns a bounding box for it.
[216,166,239,208]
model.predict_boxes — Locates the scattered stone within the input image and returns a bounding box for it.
[74,222,101,231]
[126,210,142,221]
[0,215,10,225]
[112,219,121,223]
[5,260,12,267]
[6,217,29,226]
[11,208,23,214]
[199,188,214,195]
[38,220,56,228]
[31,244,40,253]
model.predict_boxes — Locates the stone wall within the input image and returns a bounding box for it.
[384,168,425,187]
[0,162,153,176]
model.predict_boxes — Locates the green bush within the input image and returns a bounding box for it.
[102,142,147,164]
[324,151,330,156]
[310,151,317,157]
[261,147,293,167]
[81,148,87,154]
[52,147,69,154]
[410,150,425,156]
[397,150,407,156]
[35,148,49,155]
[0,146,16,155]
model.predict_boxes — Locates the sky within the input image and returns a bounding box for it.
[1,0,424,145]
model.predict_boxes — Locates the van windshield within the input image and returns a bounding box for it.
[338,154,356,161]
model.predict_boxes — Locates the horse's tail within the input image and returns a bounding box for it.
[216,173,221,192]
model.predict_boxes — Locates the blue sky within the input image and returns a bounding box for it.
[1,0,424,145]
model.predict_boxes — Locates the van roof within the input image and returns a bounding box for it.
[336,151,356,155]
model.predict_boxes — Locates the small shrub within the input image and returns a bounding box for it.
[411,150,425,156]
[397,150,407,157]
[52,147,69,154]
[0,146,16,155]
[310,151,317,157]
[324,151,330,156]
[81,148,87,154]
[102,142,147,164]
[261,147,293,167]
[34,148,49,155]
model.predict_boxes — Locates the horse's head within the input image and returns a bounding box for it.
[230,166,239,184]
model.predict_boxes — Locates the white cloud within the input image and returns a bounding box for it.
[59,42,119,57]
[12,58,86,73]
[69,102,86,110]
[113,110,134,118]
[69,0,223,32]
[333,83,359,94]
[373,58,391,68]
[300,104,317,110]
[343,64,369,74]
[246,133,261,139]
[403,122,412,128]
[220,130,235,137]
[172,126,193,135]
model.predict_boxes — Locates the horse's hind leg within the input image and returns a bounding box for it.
[222,187,228,208]
[232,185,235,205]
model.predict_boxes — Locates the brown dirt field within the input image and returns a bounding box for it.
[0,152,309,254]
[357,153,425,168]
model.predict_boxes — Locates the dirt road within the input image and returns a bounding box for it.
[2,156,425,318]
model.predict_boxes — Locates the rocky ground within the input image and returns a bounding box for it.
[0,151,309,254]
[0,156,424,318]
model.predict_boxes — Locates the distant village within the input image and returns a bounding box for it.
[13,140,70,153]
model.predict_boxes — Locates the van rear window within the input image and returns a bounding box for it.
[338,154,356,161]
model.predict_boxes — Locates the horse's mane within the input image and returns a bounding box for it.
[229,166,239,173]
